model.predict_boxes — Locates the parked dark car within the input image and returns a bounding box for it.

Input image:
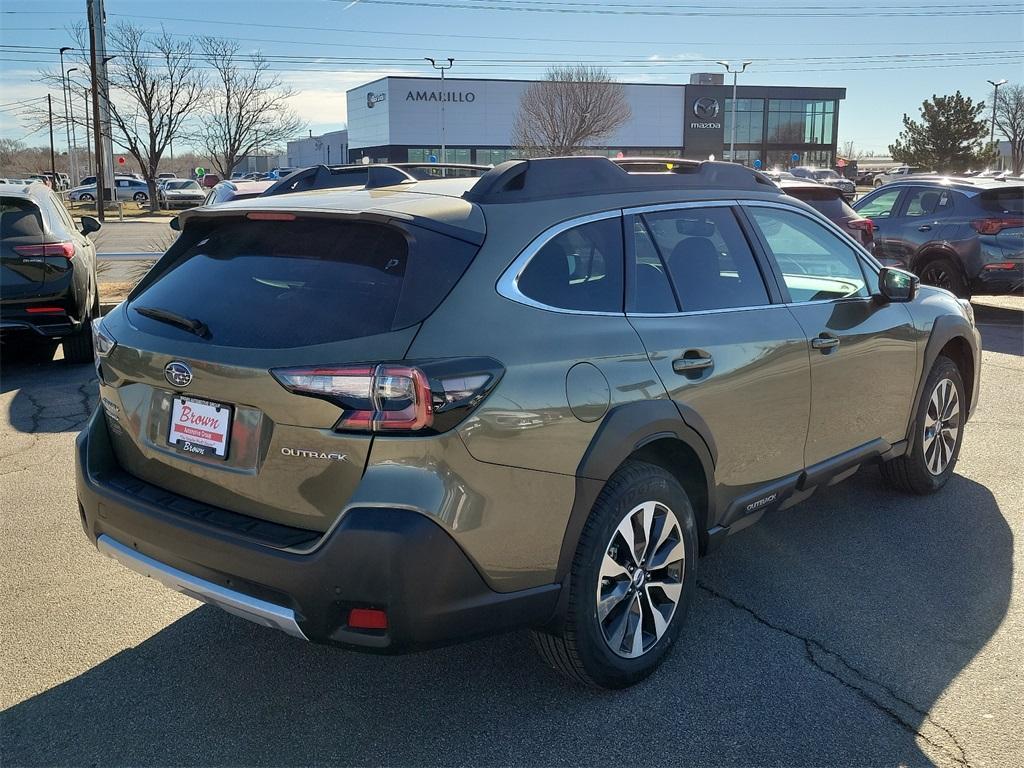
[203,179,275,206]
[77,157,980,689]
[853,177,1024,296]
[779,180,874,250]
[158,179,206,209]
[790,166,857,200]
[1,181,101,362]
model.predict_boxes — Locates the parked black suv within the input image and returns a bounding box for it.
[854,176,1024,296]
[76,157,980,688]
[1,181,101,362]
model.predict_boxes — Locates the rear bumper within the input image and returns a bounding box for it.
[0,317,80,339]
[75,409,559,651]
[971,263,1024,295]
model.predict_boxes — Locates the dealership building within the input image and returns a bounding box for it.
[346,73,846,168]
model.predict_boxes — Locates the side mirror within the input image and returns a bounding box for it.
[169,216,180,231]
[79,216,101,235]
[878,267,919,303]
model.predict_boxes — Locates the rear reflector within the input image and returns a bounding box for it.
[982,262,1019,271]
[348,608,388,630]
[972,217,1024,235]
[26,306,66,314]
[13,242,75,259]
[246,212,296,221]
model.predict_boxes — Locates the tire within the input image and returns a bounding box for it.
[880,356,965,494]
[918,257,969,298]
[531,460,698,689]
[133,192,148,202]
[79,193,94,202]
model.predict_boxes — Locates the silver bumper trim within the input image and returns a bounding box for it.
[97,534,308,640]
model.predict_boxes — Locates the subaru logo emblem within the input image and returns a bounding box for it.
[693,97,720,120]
[164,361,192,388]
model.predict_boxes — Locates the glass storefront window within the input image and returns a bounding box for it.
[766,99,836,144]
[724,98,764,145]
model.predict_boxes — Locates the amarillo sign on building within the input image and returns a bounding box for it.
[345,75,845,169]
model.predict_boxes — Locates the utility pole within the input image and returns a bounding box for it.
[47,94,57,182]
[88,0,105,219]
[717,60,751,163]
[425,57,454,164]
[987,78,1008,152]
[60,47,74,187]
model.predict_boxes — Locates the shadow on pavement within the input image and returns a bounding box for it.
[1,353,97,432]
[1,471,1010,767]
[974,300,1023,356]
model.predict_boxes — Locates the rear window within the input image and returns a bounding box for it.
[980,188,1024,214]
[129,217,478,348]
[786,188,856,220]
[0,197,43,238]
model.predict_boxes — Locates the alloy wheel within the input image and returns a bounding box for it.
[920,263,953,291]
[596,500,685,659]
[923,377,960,476]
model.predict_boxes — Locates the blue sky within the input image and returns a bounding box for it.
[1,0,1022,155]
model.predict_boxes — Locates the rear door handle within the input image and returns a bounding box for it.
[811,334,840,351]
[673,352,714,374]
[917,225,932,231]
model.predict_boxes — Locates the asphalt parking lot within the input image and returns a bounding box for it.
[1,298,1021,768]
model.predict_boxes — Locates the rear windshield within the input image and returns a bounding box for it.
[980,188,1024,214]
[0,198,43,238]
[128,217,478,348]
[786,188,856,220]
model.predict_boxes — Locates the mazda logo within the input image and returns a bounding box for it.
[693,97,720,120]
[164,361,192,388]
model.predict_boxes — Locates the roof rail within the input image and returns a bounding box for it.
[463,156,777,204]
[261,162,491,197]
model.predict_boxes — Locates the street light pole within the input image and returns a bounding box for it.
[60,47,74,186]
[987,78,1008,156]
[83,87,92,176]
[717,60,752,163]
[425,57,454,164]
[67,67,80,185]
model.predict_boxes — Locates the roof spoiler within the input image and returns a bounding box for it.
[463,156,778,204]
[261,163,492,197]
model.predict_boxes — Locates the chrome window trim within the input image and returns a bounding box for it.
[628,303,789,319]
[495,209,625,316]
[623,199,739,216]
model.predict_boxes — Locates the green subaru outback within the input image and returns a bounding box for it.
[76,157,980,688]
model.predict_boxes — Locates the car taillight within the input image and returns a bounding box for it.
[272,358,503,434]
[847,218,875,236]
[971,217,1024,235]
[13,242,75,259]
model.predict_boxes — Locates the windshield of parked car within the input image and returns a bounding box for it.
[813,170,840,180]
[166,181,200,190]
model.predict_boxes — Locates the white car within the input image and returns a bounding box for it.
[69,177,150,203]
[873,165,927,187]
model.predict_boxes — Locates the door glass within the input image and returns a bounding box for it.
[748,206,870,302]
[903,187,954,217]
[629,217,678,313]
[639,206,769,312]
[856,188,902,219]
[518,217,623,313]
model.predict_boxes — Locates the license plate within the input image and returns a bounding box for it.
[167,395,232,459]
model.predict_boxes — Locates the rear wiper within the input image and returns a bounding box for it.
[133,305,209,338]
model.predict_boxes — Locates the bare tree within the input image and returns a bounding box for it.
[839,140,869,161]
[994,83,1024,175]
[199,38,305,178]
[104,24,205,210]
[32,23,204,210]
[511,65,631,156]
